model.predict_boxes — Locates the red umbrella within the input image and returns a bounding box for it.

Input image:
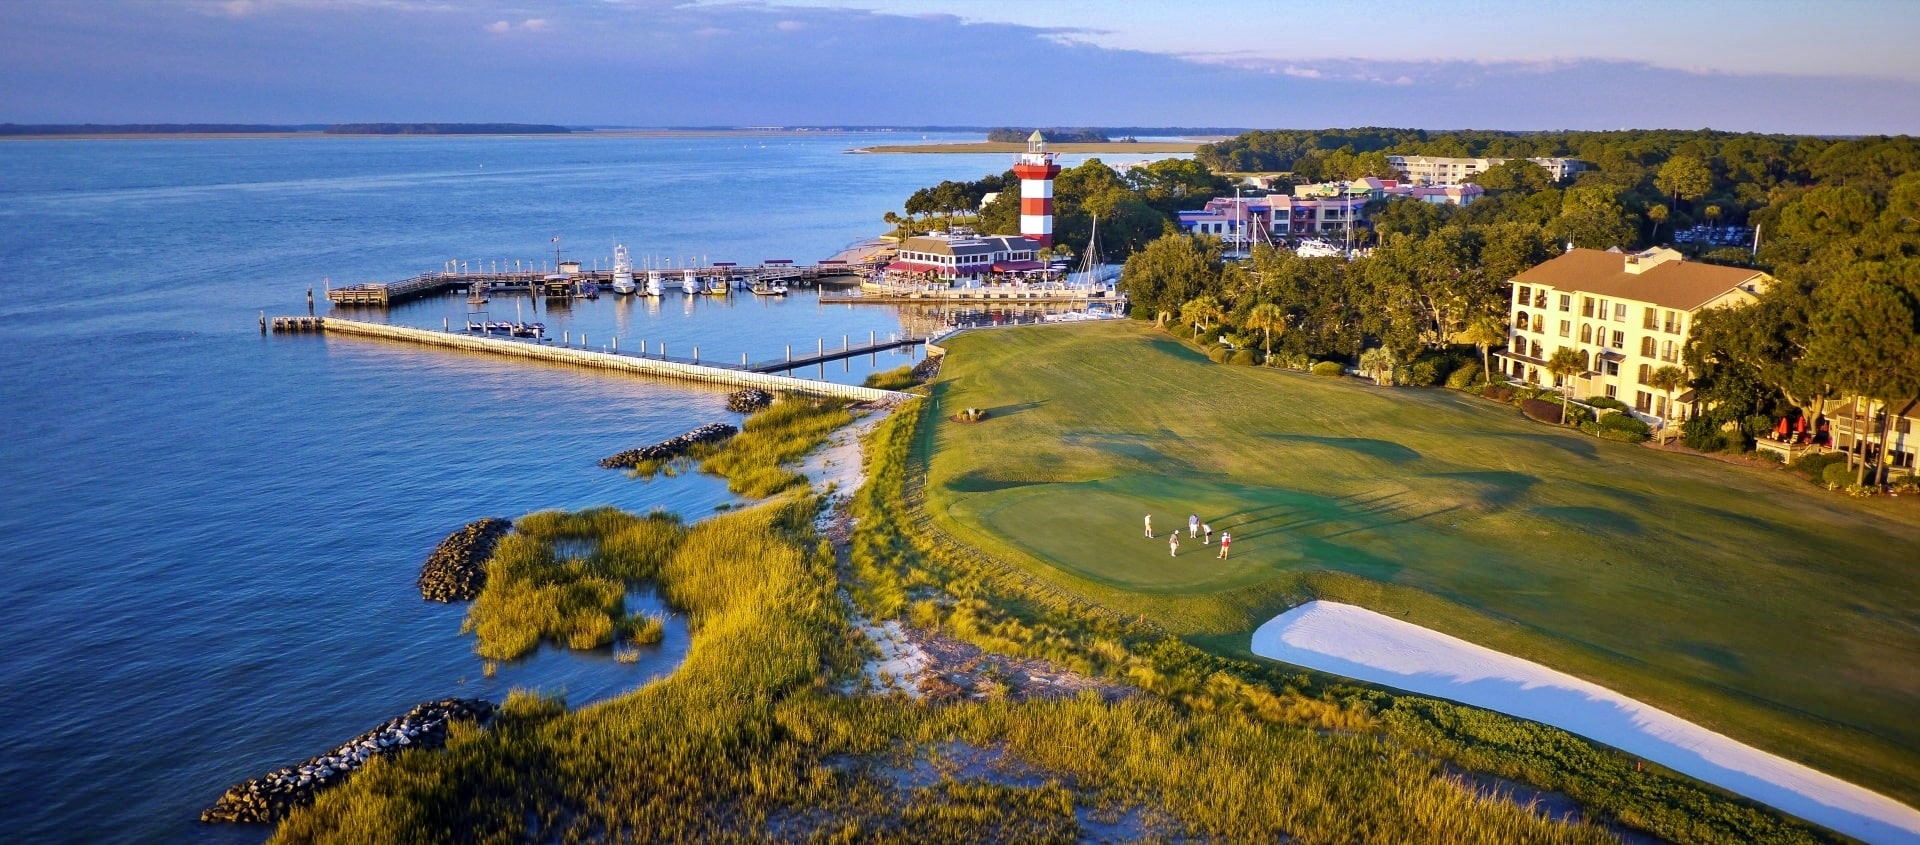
[1795,416,1809,434]
[1776,417,1790,438]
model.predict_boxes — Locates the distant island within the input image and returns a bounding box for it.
[0,122,571,137]
[323,123,571,135]
[986,127,1109,144]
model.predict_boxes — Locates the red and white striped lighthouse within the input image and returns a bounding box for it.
[1012,130,1061,247]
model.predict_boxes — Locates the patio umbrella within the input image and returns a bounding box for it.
[1776,417,1791,438]
[1795,416,1809,435]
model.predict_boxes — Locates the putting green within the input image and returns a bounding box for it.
[921,319,1920,805]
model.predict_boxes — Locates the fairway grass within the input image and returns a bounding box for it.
[922,320,1920,806]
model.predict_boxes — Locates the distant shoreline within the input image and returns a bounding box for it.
[852,141,1206,154]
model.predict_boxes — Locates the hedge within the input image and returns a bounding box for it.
[1311,361,1345,377]
[1520,398,1566,424]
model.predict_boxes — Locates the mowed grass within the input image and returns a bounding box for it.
[923,320,1920,804]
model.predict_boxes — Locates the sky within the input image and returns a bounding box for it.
[2,0,1916,134]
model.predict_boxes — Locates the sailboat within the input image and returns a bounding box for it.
[611,244,636,294]
[1071,215,1112,288]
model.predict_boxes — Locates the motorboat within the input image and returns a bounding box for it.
[645,269,663,297]
[751,278,790,296]
[611,245,636,294]
[681,268,700,295]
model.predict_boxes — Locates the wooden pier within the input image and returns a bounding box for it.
[301,318,909,402]
[746,333,925,373]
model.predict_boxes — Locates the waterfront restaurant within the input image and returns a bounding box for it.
[885,232,1046,280]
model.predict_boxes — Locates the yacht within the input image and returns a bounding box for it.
[610,245,636,294]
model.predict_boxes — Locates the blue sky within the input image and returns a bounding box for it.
[2,0,1915,133]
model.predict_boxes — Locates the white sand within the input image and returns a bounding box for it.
[857,619,929,697]
[1251,601,1920,844]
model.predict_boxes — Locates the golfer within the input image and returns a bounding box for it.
[1144,514,1153,539]
[1203,523,1213,545]
[1188,513,1200,538]
[1169,532,1180,557]
[1217,532,1231,559]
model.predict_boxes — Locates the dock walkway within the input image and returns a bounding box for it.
[313,318,908,402]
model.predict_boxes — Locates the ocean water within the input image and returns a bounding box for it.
[0,133,1164,842]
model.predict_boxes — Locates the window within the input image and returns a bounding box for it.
[1605,384,1618,398]
[1610,330,1624,349]
[1516,312,1529,331]
[1656,396,1668,418]
[1605,360,1620,376]
[1559,294,1571,312]
[1643,307,1659,330]
[1513,361,1526,378]
[1635,390,1652,412]
[1534,313,1546,333]
[1517,285,1532,305]
[1662,340,1678,363]
[1598,299,1609,320]
[1582,297,1595,318]
[1640,336,1657,357]
[1637,364,1651,385]
[1531,340,1543,358]
[1663,310,1680,333]
[1615,303,1627,322]
[1580,324,1592,344]
[1535,291,1548,308]
[1559,320,1571,337]
[1580,350,1591,371]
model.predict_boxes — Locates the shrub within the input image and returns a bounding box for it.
[1598,412,1652,438]
[1445,363,1483,390]
[1311,360,1345,377]
[1789,451,1847,481]
[1207,346,1232,363]
[1890,474,1920,495]
[1585,395,1629,412]
[1481,384,1515,402]
[1681,417,1724,451]
[1229,349,1258,366]
[1269,352,1311,370]
[1823,462,1855,489]
[1563,404,1595,427]
[1742,414,1775,437]
[1520,398,1565,424]
[1404,360,1441,387]
[1721,430,1750,454]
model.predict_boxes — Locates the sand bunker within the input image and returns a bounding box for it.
[1251,601,1920,844]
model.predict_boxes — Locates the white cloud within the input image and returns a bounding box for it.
[484,18,550,35]
[1281,65,1321,79]
[485,20,512,33]
[521,17,549,31]
[775,19,804,31]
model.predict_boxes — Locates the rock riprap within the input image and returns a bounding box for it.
[911,354,942,382]
[201,698,494,824]
[417,517,512,602]
[599,422,738,469]
[726,388,774,413]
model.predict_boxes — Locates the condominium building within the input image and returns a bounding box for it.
[1388,155,1587,186]
[1177,194,1367,243]
[1495,247,1771,424]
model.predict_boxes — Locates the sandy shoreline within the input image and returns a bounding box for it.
[1252,601,1920,844]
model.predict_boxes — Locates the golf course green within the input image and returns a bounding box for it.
[921,320,1920,805]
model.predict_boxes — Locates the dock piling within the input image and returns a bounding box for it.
[693,346,699,364]
[259,311,267,334]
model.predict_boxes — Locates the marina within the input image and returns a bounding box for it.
[326,263,865,307]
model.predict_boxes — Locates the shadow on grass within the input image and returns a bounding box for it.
[1263,433,1423,464]
[945,471,1057,494]
[985,400,1048,419]
[1429,471,1542,508]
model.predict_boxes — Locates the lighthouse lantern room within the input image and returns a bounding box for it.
[1012,130,1062,248]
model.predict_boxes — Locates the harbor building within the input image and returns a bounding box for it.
[1495,247,1772,426]
[1012,131,1062,247]
[885,232,1045,279]
[1388,155,1587,186]
[1177,194,1368,245]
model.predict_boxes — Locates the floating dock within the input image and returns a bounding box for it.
[289,317,913,402]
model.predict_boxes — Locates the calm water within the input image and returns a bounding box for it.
[0,134,1164,842]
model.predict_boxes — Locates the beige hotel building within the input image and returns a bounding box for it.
[1495,247,1772,424]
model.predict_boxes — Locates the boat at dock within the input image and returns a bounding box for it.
[611,245,636,295]
[464,320,545,338]
[645,269,664,297]
[680,269,700,295]
[751,278,790,296]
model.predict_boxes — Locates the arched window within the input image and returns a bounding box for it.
[1531,340,1544,359]
[1517,312,1530,331]
[1580,324,1593,344]
[1637,363,1651,385]
[1533,313,1545,333]
[1580,350,1591,371]
[1640,336,1657,357]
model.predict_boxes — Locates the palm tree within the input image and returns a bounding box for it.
[1181,295,1225,341]
[1545,347,1586,424]
[1648,365,1687,443]
[1648,204,1669,243]
[1459,313,1506,386]
[1245,302,1288,361]
[1358,346,1397,385]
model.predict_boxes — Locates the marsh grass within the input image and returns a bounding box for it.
[699,395,853,497]
[863,365,918,392]
[461,509,685,660]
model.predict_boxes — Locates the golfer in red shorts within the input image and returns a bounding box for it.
[1217,532,1231,559]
